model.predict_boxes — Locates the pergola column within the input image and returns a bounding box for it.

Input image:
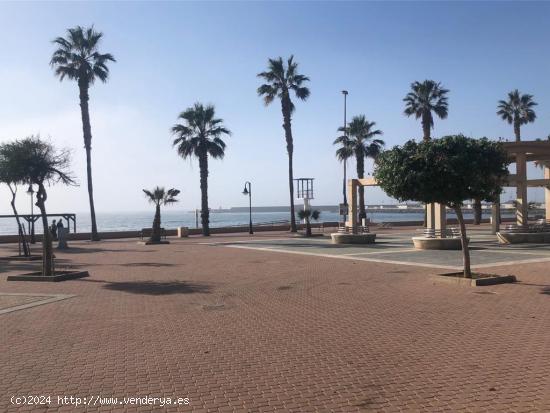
[491,198,500,234]
[434,203,446,237]
[516,152,528,227]
[347,179,358,233]
[545,166,550,222]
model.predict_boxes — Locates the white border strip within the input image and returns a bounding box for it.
[0,293,76,315]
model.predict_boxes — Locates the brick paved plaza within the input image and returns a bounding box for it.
[2,227,550,412]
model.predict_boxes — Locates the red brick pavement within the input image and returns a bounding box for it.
[1,232,550,412]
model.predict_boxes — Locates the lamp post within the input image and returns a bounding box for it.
[341,90,349,220]
[242,181,253,235]
[26,184,35,244]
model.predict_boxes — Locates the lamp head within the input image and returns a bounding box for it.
[341,90,348,95]
[26,185,34,194]
[242,186,249,195]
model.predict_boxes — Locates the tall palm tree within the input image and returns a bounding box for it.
[257,55,310,232]
[497,89,537,142]
[334,115,384,221]
[50,25,115,241]
[333,133,353,209]
[172,103,230,236]
[403,80,449,141]
[143,187,180,243]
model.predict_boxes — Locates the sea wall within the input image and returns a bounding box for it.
[0,217,516,244]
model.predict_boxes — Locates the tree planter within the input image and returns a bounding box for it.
[7,270,89,282]
[138,240,170,245]
[0,255,42,261]
[432,272,517,287]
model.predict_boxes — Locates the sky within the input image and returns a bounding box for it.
[0,1,549,215]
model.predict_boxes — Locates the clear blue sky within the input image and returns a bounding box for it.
[0,1,549,214]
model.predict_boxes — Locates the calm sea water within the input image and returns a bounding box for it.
[1,209,505,236]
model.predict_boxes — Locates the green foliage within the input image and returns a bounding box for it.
[143,187,180,206]
[50,26,115,85]
[403,80,449,130]
[334,115,384,162]
[257,55,310,110]
[0,136,74,187]
[297,209,320,220]
[374,135,509,207]
[497,89,537,126]
[172,103,230,160]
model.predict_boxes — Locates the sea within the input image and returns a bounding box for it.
[1,209,511,236]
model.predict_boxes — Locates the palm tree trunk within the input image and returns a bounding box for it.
[473,199,482,225]
[421,112,431,141]
[281,96,297,232]
[454,205,471,278]
[199,152,210,236]
[78,81,100,241]
[8,184,30,256]
[37,184,53,277]
[356,154,366,222]
[305,217,311,236]
[150,203,161,243]
[514,119,521,142]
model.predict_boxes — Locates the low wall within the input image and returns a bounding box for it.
[0,222,339,244]
[0,217,517,244]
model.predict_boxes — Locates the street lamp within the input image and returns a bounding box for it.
[26,184,35,244]
[242,181,253,235]
[341,90,349,220]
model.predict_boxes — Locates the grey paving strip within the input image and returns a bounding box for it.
[0,293,76,315]
[471,256,550,269]
[226,244,462,270]
[481,248,550,257]
[342,248,418,256]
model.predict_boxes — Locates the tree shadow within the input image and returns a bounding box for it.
[101,280,212,295]
[119,262,175,268]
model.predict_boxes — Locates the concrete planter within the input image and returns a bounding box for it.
[432,272,517,286]
[412,237,467,250]
[497,232,550,244]
[331,233,376,244]
[7,270,89,282]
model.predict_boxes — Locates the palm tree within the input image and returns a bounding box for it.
[297,209,320,237]
[172,103,230,236]
[143,187,180,243]
[2,137,74,276]
[333,134,353,210]
[50,26,115,241]
[403,80,449,141]
[334,115,384,221]
[497,89,537,142]
[257,55,310,232]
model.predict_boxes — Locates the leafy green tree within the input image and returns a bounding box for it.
[257,55,310,232]
[497,89,537,142]
[50,26,115,241]
[297,209,320,237]
[0,146,30,256]
[1,137,75,276]
[143,187,180,243]
[334,115,384,221]
[374,135,509,277]
[403,80,449,141]
[172,103,230,236]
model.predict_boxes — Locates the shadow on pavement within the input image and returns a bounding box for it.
[102,280,212,295]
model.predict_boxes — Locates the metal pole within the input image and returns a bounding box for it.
[246,182,253,234]
[30,189,35,244]
[342,90,348,221]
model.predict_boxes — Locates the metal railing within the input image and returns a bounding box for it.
[420,228,461,238]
